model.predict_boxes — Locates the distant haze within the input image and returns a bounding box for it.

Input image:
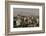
[13,8,39,16]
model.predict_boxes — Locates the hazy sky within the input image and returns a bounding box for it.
[13,8,39,16]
